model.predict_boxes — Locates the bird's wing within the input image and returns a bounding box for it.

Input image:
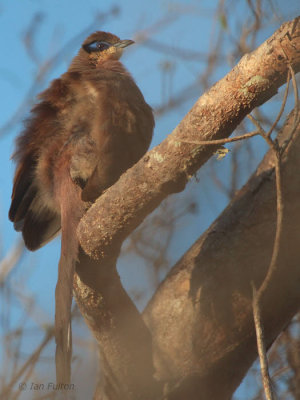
[9,121,61,251]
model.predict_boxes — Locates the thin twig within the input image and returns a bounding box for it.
[247,114,267,135]
[247,66,296,398]
[181,129,259,146]
[257,146,283,298]
[250,69,298,300]
[267,69,290,138]
[0,329,53,399]
[247,107,285,400]
[288,64,300,137]
[252,282,275,400]
[0,240,25,285]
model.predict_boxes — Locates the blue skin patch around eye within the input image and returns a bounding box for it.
[84,41,111,53]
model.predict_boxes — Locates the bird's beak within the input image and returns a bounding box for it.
[114,39,135,49]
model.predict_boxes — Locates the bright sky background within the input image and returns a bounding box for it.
[0,0,299,399]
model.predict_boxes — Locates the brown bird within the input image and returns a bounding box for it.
[9,31,154,385]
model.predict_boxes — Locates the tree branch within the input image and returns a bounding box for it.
[144,109,300,399]
[77,16,300,262]
[74,251,162,400]
[73,17,300,400]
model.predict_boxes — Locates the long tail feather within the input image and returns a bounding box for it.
[54,170,85,385]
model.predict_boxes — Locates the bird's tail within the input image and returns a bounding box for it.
[54,170,86,385]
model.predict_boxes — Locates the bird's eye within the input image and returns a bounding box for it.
[83,41,111,54]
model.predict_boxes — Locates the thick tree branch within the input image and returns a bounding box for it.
[144,110,300,399]
[73,17,300,400]
[74,251,162,400]
[77,16,300,261]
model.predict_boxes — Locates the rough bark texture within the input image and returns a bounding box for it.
[74,251,162,400]
[144,111,300,399]
[72,17,300,400]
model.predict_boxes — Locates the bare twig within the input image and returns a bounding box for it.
[246,69,295,400]
[252,282,275,400]
[288,64,300,135]
[0,329,53,400]
[0,240,25,285]
[181,129,259,145]
[247,114,282,399]
[266,69,290,138]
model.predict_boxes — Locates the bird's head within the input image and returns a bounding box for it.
[77,31,134,67]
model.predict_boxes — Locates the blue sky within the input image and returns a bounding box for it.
[0,0,222,313]
[0,0,299,398]
[1,2,224,397]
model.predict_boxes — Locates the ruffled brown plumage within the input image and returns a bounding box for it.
[9,31,154,385]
